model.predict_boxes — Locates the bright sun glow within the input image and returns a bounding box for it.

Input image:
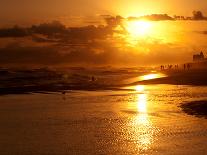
[123,20,177,46]
[137,94,147,113]
[141,74,159,80]
[135,85,145,92]
[126,20,152,38]
[140,73,166,81]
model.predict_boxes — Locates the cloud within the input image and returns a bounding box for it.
[30,21,67,37]
[0,26,29,38]
[0,20,121,43]
[0,44,61,65]
[0,43,118,66]
[192,11,207,20]
[128,11,207,21]
[0,21,67,38]
[0,40,193,67]
[0,11,206,40]
[128,14,174,21]
[174,11,207,20]
[103,15,124,27]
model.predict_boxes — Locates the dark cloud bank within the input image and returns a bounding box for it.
[0,20,119,66]
[128,11,207,21]
[0,45,115,65]
[0,11,206,67]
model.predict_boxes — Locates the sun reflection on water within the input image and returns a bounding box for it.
[140,73,165,81]
[129,85,154,152]
[137,94,147,114]
[135,85,145,92]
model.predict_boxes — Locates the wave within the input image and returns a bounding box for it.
[0,67,155,95]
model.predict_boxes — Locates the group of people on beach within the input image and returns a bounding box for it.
[160,64,179,70]
[161,63,191,70]
[183,63,191,70]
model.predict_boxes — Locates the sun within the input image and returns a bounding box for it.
[125,20,152,38]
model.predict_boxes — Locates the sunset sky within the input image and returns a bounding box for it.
[0,0,207,26]
[0,0,207,66]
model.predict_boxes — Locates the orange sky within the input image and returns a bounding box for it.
[0,0,207,66]
[0,0,207,26]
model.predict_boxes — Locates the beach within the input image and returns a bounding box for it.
[1,1,207,154]
[0,68,207,155]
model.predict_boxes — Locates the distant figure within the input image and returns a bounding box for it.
[91,76,96,82]
[168,65,172,70]
[62,91,66,95]
[187,64,190,70]
[184,64,186,70]
[175,64,179,69]
[61,91,66,100]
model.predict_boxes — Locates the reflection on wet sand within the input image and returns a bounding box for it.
[140,73,166,81]
[0,84,207,154]
[123,73,167,86]
[128,85,154,152]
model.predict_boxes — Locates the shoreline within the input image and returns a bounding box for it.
[131,69,207,86]
[1,69,207,95]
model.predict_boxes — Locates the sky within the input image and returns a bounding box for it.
[0,0,207,67]
[0,0,207,26]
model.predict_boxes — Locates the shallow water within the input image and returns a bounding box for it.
[0,84,207,155]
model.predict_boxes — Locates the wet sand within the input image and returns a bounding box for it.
[180,100,207,118]
[133,69,207,86]
[0,85,207,155]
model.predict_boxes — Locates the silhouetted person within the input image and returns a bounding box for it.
[91,76,96,82]
[187,64,190,70]
[168,65,172,70]
[184,64,186,70]
[175,64,179,69]
[61,91,66,100]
